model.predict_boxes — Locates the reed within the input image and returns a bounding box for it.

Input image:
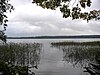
[51,41,100,75]
[0,42,42,75]
[51,41,100,66]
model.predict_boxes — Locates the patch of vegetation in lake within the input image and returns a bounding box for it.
[0,42,42,75]
[51,41,100,75]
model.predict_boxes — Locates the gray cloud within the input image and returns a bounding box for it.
[6,0,100,37]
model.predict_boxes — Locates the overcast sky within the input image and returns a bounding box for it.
[5,0,100,37]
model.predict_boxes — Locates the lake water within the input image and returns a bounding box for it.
[7,39,100,75]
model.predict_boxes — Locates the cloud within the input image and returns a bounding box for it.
[6,0,100,37]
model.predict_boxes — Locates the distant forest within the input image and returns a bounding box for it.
[7,35,100,39]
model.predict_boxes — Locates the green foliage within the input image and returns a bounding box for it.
[0,31,7,43]
[0,0,14,43]
[32,0,100,22]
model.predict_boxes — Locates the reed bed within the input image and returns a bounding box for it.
[51,41,100,67]
[51,41,100,46]
[0,42,42,75]
[0,42,42,66]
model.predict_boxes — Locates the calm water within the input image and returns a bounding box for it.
[7,39,100,75]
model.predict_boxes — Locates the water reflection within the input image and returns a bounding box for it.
[51,41,100,75]
[0,42,42,75]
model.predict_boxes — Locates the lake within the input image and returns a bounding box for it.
[5,39,100,75]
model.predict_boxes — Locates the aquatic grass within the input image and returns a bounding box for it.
[51,41,100,67]
[51,41,100,46]
[0,42,42,66]
[0,42,42,75]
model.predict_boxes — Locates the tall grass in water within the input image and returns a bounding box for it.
[51,41,100,75]
[0,42,42,75]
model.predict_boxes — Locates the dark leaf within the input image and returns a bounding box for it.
[4,19,8,23]
[4,24,7,26]
[3,15,8,18]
